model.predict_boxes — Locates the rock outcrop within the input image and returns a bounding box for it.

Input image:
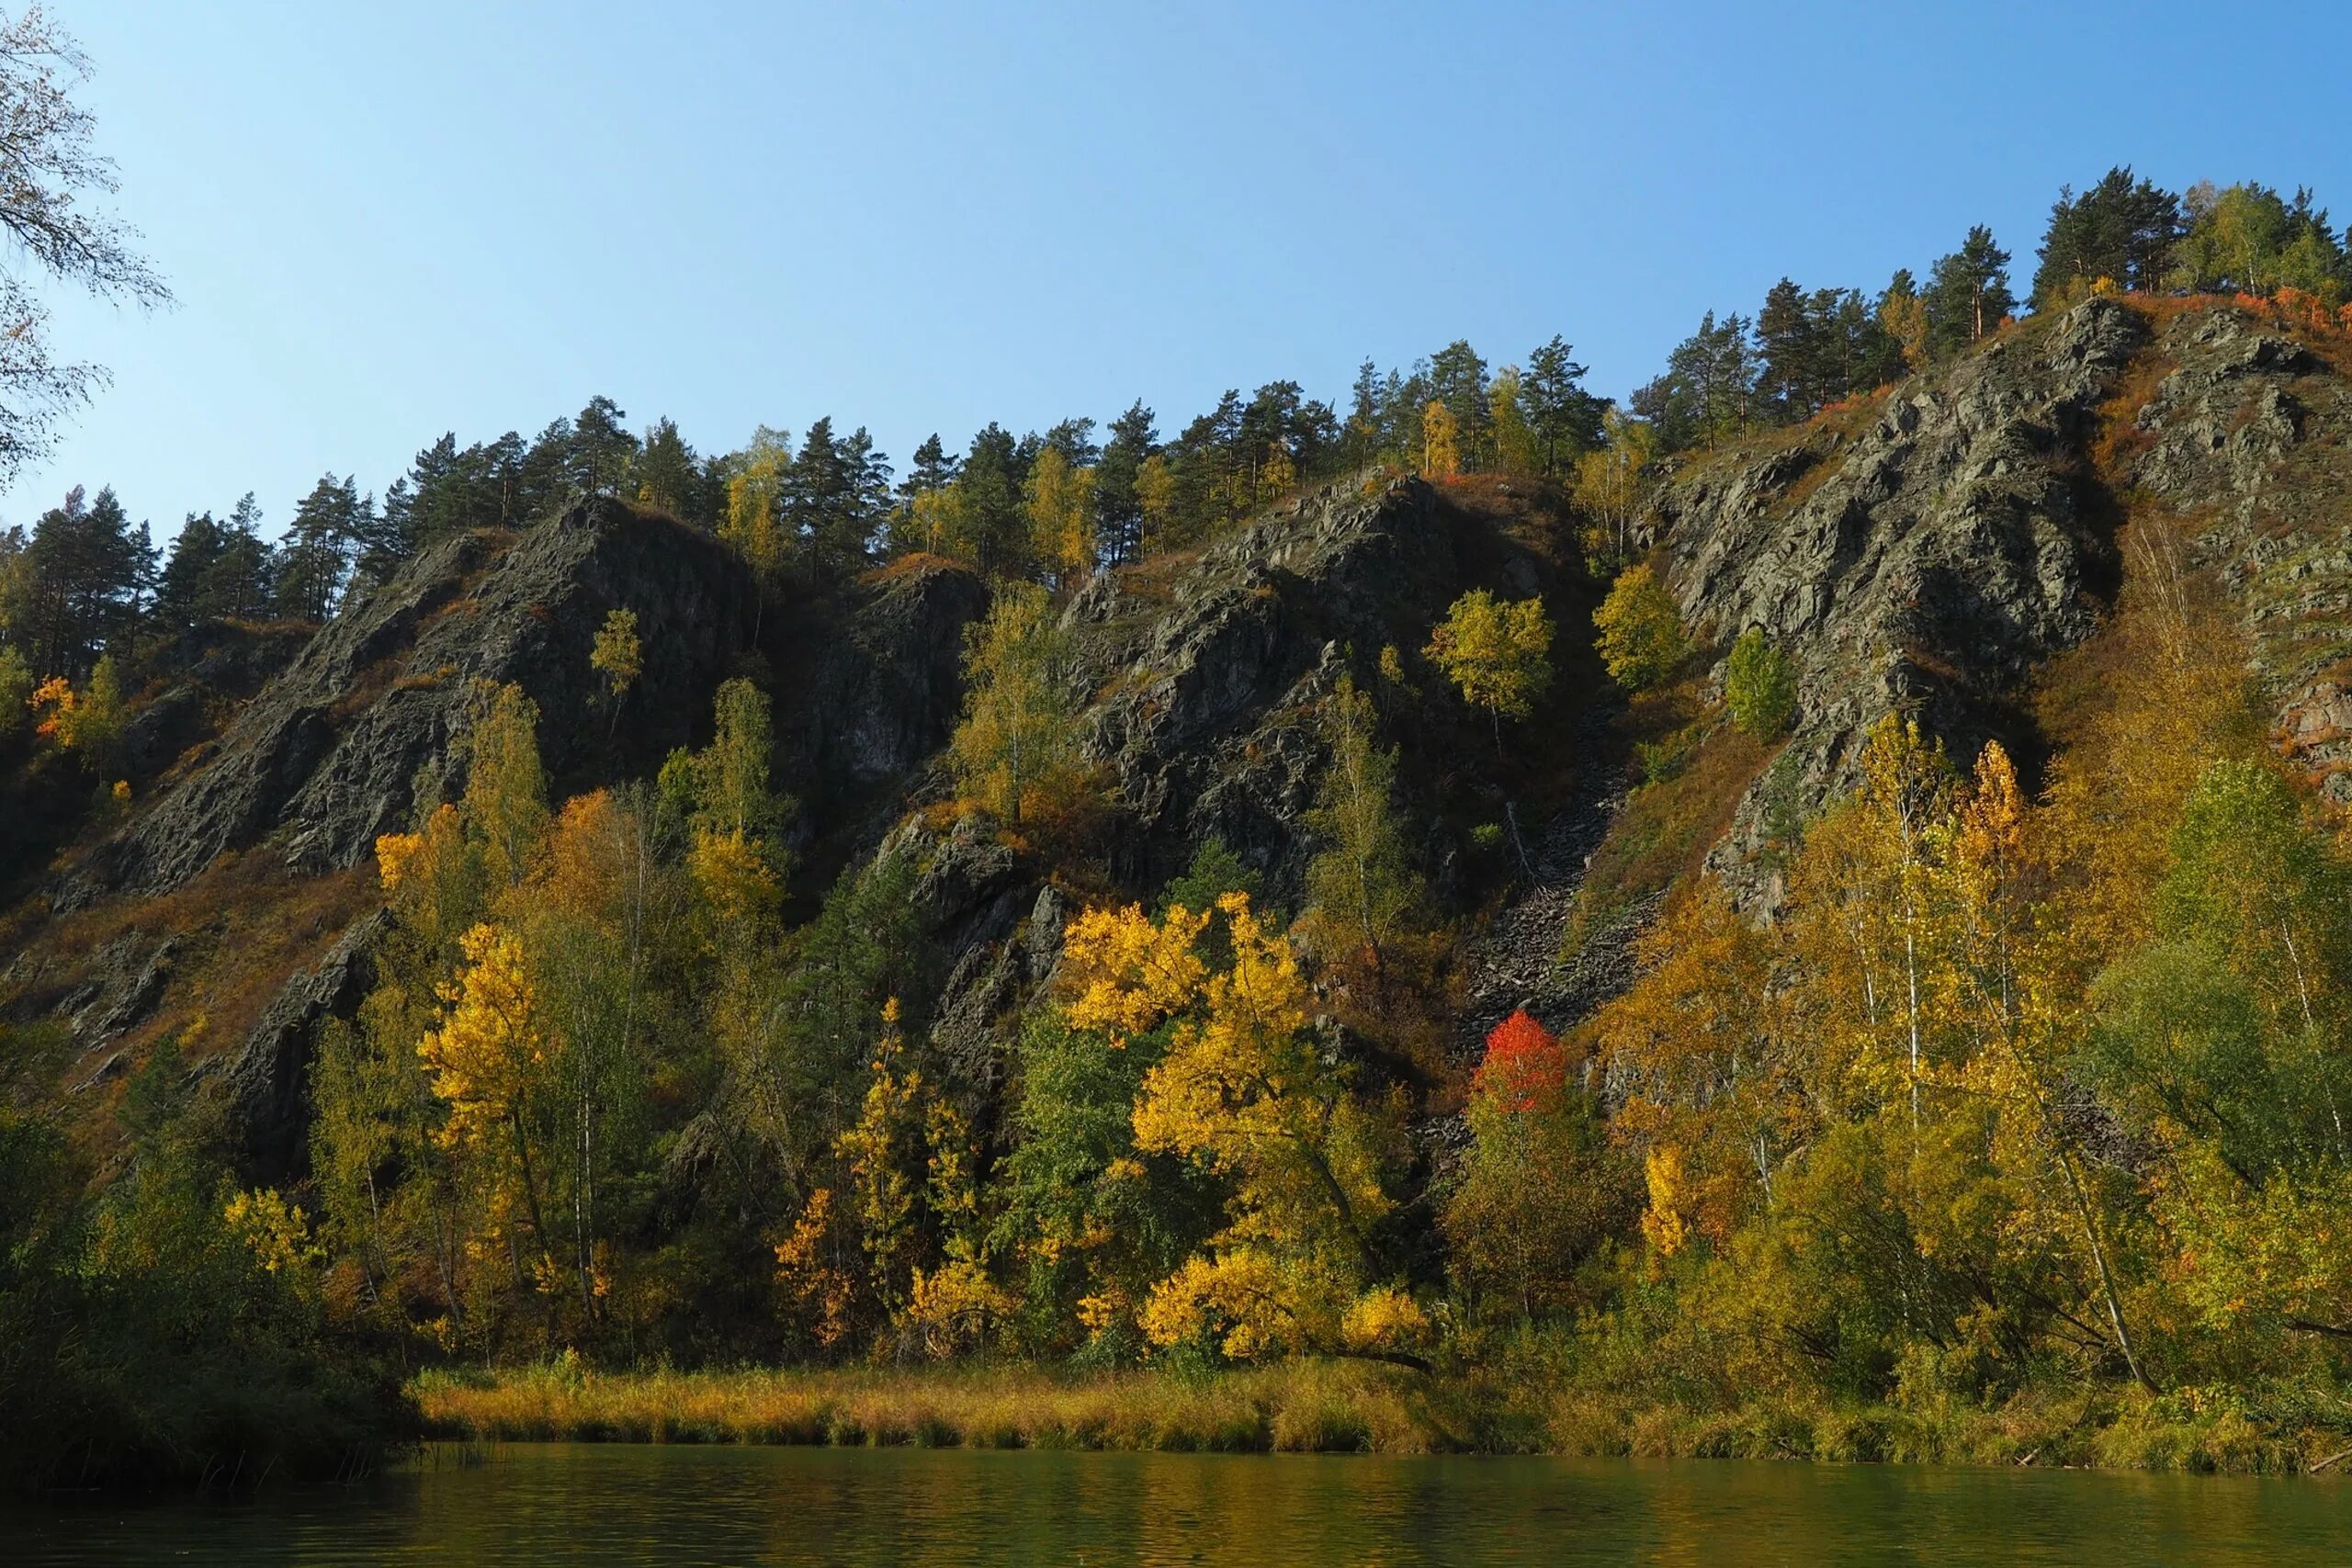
[61,502,755,908]
[1654,298,2149,900]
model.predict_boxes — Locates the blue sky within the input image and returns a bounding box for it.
[17,0,2352,538]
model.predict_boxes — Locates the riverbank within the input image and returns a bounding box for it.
[413,1363,2349,1473]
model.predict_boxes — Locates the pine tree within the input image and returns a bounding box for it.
[1925,226,2016,356]
[1522,336,1602,476]
[274,473,362,623]
[635,417,696,519]
[1093,401,1158,566]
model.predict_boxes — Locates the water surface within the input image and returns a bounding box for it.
[7,1443,2350,1564]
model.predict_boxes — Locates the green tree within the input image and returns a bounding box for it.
[1522,335,1603,477]
[0,644,30,740]
[1301,676,1423,972]
[1592,564,1686,691]
[634,416,696,517]
[1925,225,2016,355]
[1724,627,1796,738]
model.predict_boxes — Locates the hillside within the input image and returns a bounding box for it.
[14,287,2352,1482]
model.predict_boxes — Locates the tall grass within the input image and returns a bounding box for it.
[414,1361,1449,1454]
[414,1361,2341,1472]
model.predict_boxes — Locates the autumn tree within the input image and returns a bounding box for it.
[1591,564,1686,691]
[722,425,791,637]
[1573,409,1655,574]
[948,581,1089,829]
[590,607,640,735]
[1023,444,1097,586]
[30,649,122,761]
[1061,893,1425,1367]
[1425,589,1554,749]
[418,922,561,1303]
[1420,400,1460,479]
[1878,270,1928,370]
[1442,1010,1628,1319]
[1487,367,1537,475]
[461,681,548,892]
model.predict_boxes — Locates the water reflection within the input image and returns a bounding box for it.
[6,1443,2349,1565]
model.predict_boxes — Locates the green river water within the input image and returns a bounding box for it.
[6,1443,2350,1564]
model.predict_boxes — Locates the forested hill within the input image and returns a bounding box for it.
[15,168,2352,1484]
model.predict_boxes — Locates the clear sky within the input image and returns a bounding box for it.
[17,0,2352,539]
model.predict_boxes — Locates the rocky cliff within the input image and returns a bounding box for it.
[11,294,2352,1181]
[1649,296,2352,903]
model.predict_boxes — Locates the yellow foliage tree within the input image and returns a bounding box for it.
[1063,892,1423,1366]
[1135,453,1176,555]
[461,681,548,892]
[948,581,1089,829]
[418,922,559,1291]
[590,606,640,708]
[1023,446,1098,586]
[1425,589,1554,748]
[1421,399,1460,479]
[1573,408,1655,573]
[1488,367,1538,476]
[1590,563,1687,691]
[722,425,792,636]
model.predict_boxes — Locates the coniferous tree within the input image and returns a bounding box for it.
[17,485,146,675]
[957,423,1029,576]
[635,417,696,519]
[1093,401,1157,566]
[1521,336,1602,477]
[2032,167,2183,309]
[1755,278,1820,422]
[274,474,364,623]
[1925,226,2016,356]
[570,395,636,499]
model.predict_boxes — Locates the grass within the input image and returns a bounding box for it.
[412,1361,2351,1473]
[414,1360,1446,1454]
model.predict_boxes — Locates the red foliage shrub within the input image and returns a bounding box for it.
[1474,1008,1566,1112]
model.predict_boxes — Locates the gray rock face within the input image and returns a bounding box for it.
[1655,298,2151,898]
[767,557,988,829]
[61,501,754,909]
[220,909,389,1182]
[1657,294,2352,895]
[1072,478,1494,898]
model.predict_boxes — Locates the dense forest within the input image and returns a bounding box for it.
[12,153,2352,1490]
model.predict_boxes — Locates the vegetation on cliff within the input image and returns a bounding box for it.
[7,8,2352,1483]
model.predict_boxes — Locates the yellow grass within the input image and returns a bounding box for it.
[414,1361,1449,1454]
[412,1360,2340,1472]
